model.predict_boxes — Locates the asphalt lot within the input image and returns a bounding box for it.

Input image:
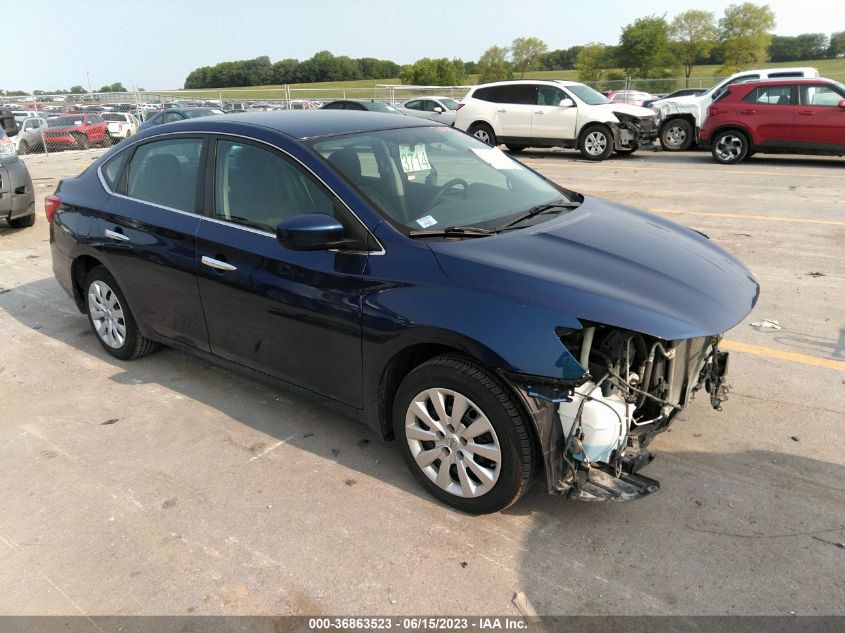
[0,146,843,616]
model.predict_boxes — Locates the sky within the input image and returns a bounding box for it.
[4,0,845,92]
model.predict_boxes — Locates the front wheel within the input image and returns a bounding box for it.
[8,213,35,228]
[579,125,614,161]
[711,130,749,164]
[467,123,497,147]
[393,355,536,514]
[84,266,159,360]
[659,119,694,151]
[505,144,526,153]
[19,140,30,155]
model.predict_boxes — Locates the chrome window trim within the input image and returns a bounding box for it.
[96,129,386,255]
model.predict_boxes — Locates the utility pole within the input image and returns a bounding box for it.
[86,69,92,93]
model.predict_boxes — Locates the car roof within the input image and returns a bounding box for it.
[471,79,582,88]
[730,78,837,87]
[163,110,435,140]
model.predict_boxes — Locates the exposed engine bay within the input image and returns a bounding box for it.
[514,324,730,502]
[611,111,659,151]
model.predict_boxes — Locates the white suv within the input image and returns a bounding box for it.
[454,80,658,161]
[653,66,819,151]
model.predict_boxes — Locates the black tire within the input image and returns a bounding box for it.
[19,140,30,155]
[659,118,694,151]
[467,122,497,147]
[73,133,90,150]
[710,129,749,165]
[8,213,35,228]
[616,142,639,156]
[578,125,614,161]
[392,354,536,514]
[83,266,158,361]
[505,144,526,153]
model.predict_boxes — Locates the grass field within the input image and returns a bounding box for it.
[152,57,845,100]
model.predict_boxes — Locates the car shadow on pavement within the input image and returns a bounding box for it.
[0,275,436,506]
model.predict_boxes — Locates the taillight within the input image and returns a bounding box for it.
[708,107,718,117]
[45,195,61,223]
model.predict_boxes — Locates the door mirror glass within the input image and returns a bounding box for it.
[560,98,575,108]
[276,213,345,251]
[433,106,443,113]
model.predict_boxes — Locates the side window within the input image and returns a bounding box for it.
[101,149,130,192]
[744,85,793,105]
[405,100,423,110]
[164,111,183,123]
[323,101,345,110]
[473,86,508,103]
[503,84,538,105]
[423,100,438,112]
[800,84,845,107]
[214,140,334,232]
[126,138,203,211]
[538,86,565,106]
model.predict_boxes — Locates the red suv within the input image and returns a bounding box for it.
[700,78,845,164]
[42,113,110,150]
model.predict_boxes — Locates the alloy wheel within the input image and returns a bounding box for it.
[584,131,608,156]
[715,134,745,162]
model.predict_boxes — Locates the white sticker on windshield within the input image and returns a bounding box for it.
[470,147,523,170]
[416,215,437,228]
[399,144,432,173]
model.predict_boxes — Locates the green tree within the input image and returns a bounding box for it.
[510,36,547,78]
[400,58,465,85]
[829,31,845,58]
[670,10,717,86]
[575,44,608,83]
[477,46,512,83]
[69,85,86,94]
[619,15,673,78]
[718,3,776,73]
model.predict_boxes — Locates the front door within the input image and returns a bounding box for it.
[195,138,367,407]
[795,83,845,151]
[531,85,578,142]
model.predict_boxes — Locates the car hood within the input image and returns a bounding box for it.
[426,197,759,341]
[601,103,655,118]
[653,94,703,107]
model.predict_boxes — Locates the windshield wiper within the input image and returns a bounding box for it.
[495,201,581,231]
[408,226,495,239]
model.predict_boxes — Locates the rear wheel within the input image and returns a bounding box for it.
[579,125,614,161]
[393,354,536,514]
[659,119,694,151]
[8,213,35,228]
[83,266,158,360]
[468,123,497,147]
[505,144,526,153]
[711,130,749,164]
[19,140,30,155]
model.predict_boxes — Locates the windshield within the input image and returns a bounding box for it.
[439,98,460,110]
[185,108,221,118]
[367,101,400,113]
[309,126,574,234]
[48,116,84,127]
[566,84,610,105]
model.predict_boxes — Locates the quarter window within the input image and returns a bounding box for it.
[214,140,335,232]
[101,150,130,191]
[126,138,203,211]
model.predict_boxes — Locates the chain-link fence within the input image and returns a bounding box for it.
[4,70,844,157]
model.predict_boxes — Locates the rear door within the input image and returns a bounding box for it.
[531,85,578,142]
[495,85,535,139]
[195,137,368,407]
[99,135,210,351]
[739,84,796,148]
[795,83,845,150]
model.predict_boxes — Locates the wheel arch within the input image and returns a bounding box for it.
[70,253,107,311]
[577,121,614,146]
[659,113,696,132]
[710,124,754,146]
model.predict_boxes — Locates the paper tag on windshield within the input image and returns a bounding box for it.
[415,215,437,228]
[399,144,431,173]
[470,147,523,170]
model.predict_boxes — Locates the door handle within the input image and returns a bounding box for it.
[201,255,237,272]
[739,109,756,115]
[104,228,130,242]
[798,111,816,116]
[534,111,544,115]
[497,109,507,113]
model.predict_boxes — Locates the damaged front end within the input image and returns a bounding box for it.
[510,323,731,502]
[611,111,658,151]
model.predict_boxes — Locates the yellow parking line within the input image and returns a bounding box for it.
[650,208,845,227]
[721,340,845,371]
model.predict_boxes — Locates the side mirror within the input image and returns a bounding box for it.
[276,213,345,251]
[433,106,444,113]
[559,98,575,108]
[838,99,845,109]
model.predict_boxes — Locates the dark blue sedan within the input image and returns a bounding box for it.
[47,111,758,513]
